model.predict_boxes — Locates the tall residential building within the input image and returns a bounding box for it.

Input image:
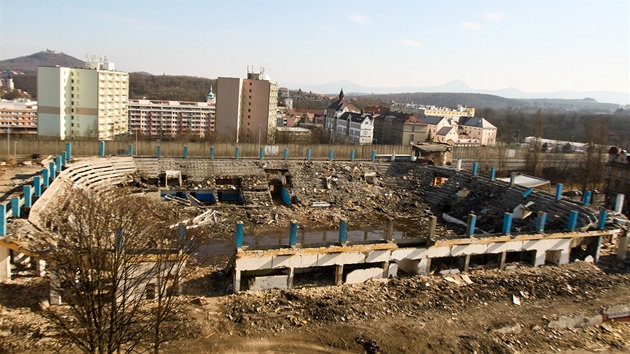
[0,100,38,137]
[37,60,129,140]
[127,99,215,138]
[215,69,278,143]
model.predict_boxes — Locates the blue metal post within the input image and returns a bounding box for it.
[338,219,348,244]
[555,183,563,199]
[467,214,477,237]
[522,188,533,198]
[61,152,67,167]
[490,167,496,181]
[284,148,289,160]
[183,145,188,158]
[502,212,513,235]
[536,212,547,233]
[235,147,240,160]
[49,162,56,179]
[42,169,49,187]
[115,228,124,253]
[157,145,161,158]
[259,147,265,160]
[33,176,41,197]
[128,145,133,157]
[210,146,215,159]
[307,148,312,161]
[472,162,479,175]
[55,157,61,173]
[598,210,607,230]
[350,150,355,161]
[583,191,592,205]
[371,150,377,162]
[24,186,32,208]
[289,220,298,247]
[568,211,578,231]
[99,141,105,157]
[235,221,244,249]
[0,204,6,236]
[329,149,334,161]
[177,225,186,247]
[11,197,19,218]
[65,143,72,160]
[509,173,516,186]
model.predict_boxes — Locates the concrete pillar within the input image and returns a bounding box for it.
[586,236,603,263]
[307,148,312,161]
[65,143,72,160]
[350,150,355,161]
[42,169,49,187]
[157,145,161,158]
[555,183,563,200]
[0,246,10,282]
[55,157,61,173]
[209,146,215,159]
[99,141,105,157]
[583,191,591,205]
[283,148,289,160]
[456,159,462,170]
[472,162,478,175]
[499,252,507,270]
[522,188,533,198]
[338,218,348,244]
[61,151,67,167]
[233,268,242,293]
[490,167,496,181]
[615,193,625,214]
[385,217,394,241]
[49,162,56,180]
[466,214,476,237]
[259,147,264,160]
[599,210,608,229]
[329,149,334,161]
[458,255,471,272]
[618,235,628,260]
[533,250,546,267]
[509,172,516,186]
[0,204,6,236]
[502,212,513,235]
[429,216,437,239]
[34,259,46,277]
[183,145,188,159]
[11,197,19,218]
[289,220,298,247]
[287,267,295,289]
[568,211,578,231]
[419,258,431,275]
[49,271,62,305]
[24,185,32,208]
[536,212,547,233]
[33,176,41,197]
[235,222,244,249]
[334,265,343,285]
[371,150,376,162]
[363,230,368,241]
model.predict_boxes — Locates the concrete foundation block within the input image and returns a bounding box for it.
[487,241,523,254]
[366,250,391,263]
[249,275,289,291]
[318,252,365,266]
[391,247,428,261]
[0,246,10,282]
[387,263,398,278]
[345,267,384,284]
[451,243,488,257]
[236,256,273,271]
[425,246,451,258]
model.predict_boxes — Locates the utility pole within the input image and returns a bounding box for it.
[6,126,9,162]
[135,129,138,156]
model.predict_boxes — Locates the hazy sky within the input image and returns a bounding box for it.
[1,0,628,95]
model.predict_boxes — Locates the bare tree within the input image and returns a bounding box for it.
[525,109,544,176]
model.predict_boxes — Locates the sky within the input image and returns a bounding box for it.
[1,0,628,98]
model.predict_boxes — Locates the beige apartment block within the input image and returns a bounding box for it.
[128,99,215,139]
[37,60,128,140]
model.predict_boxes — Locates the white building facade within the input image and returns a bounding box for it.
[127,99,215,138]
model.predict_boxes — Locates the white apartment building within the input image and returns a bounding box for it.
[127,99,215,138]
[0,100,38,136]
[37,60,128,140]
[215,69,278,143]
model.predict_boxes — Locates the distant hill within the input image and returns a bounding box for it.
[0,50,84,74]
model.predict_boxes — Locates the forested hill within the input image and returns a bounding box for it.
[128,73,215,102]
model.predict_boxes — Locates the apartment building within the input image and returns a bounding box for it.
[456,117,497,145]
[127,99,215,138]
[391,103,475,119]
[37,60,128,140]
[0,100,37,136]
[215,69,278,143]
[373,113,427,145]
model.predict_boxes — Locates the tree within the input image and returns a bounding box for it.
[524,109,544,176]
[42,188,202,354]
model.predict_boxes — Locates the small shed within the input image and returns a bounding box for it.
[411,143,453,165]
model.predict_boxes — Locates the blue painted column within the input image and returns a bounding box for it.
[307,148,312,161]
[183,145,188,158]
[289,220,298,247]
[555,183,563,199]
[472,162,479,175]
[338,219,348,244]
[55,157,61,173]
[114,228,124,253]
[49,162,56,180]
[23,186,32,208]
[157,145,161,158]
[99,141,105,157]
[177,225,186,247]
[536,211,547,233]
[466,214,476,237]
[235,221,244,249]
[502,212,513,235]
[259,147,265,160]
[598,210,607,229]
[509,173,516,186]
[0,204,6,236]
[284,148,289,160]
[65,143,72,160]
[128,145,133,157]
[371,150,377,162]
[329,149,334,161]
[490,167,496,181]
[11,197,20,218]
[42,169,49,187]
[210,146,215,159]
[61,152,67,167]
[583,191,592,205]
[567,211,578,231]
[350,150,355,161]
[522,188,533,198]
[235,147,240,160]
[33,176,41,197]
